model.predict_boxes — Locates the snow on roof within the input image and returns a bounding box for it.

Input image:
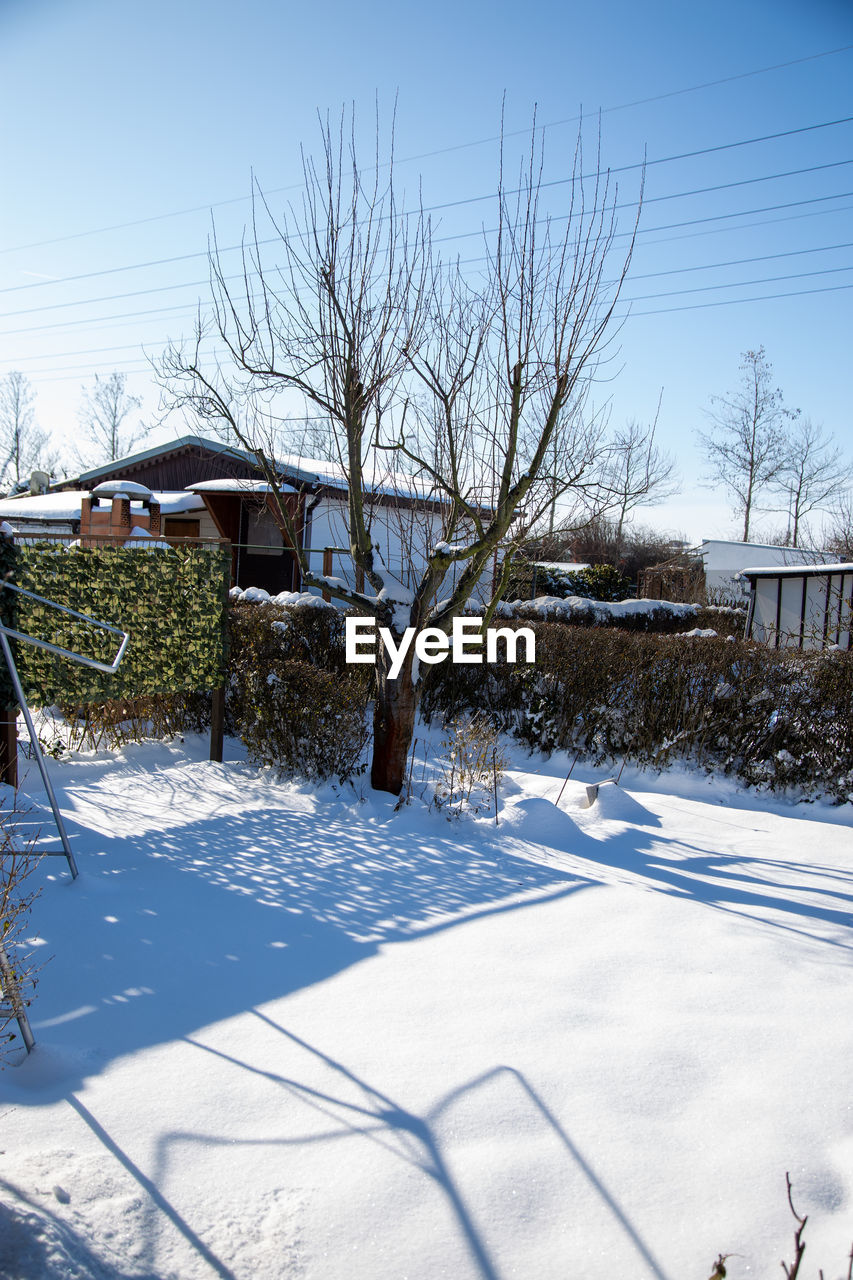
[0,491,90,521]
[156,492,207,514]
[189,478,298,496]
[92,479,153,500]
[273,452,439,501]
[740,561,853,579]
[0,490,205,523]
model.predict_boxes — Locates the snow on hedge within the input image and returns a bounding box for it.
[498,594,700,624]
[229,585,339,609]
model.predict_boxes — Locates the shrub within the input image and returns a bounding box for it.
[508,596,700,632]
[0,801,43,1063]
[420,622,853,802]
[226,602,370,781]
[562,563,632,601]
[433,714,507,818]
[229,659,370,781]
[51,692,212,753]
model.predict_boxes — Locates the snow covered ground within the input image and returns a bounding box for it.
[1,735,852,1279]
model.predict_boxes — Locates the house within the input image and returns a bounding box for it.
[0,483,211,544]
[24,436,466,599]
[699,539,831,605]
[742,562,852,650]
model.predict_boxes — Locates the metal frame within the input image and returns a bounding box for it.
[0,581,129,674]
[0,580,131,881]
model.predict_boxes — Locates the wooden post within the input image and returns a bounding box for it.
[0,706,16,789]
[209,687,225,763]
[322,547,333,602]
[209,549,230,763]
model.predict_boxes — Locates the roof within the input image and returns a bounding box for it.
[71,436,252,487]
[64,435,448,507]
[0,490,205,523]
[534,561,591,572]
[740,562,853,580]
[699,538,828,553]
[189,478,299,496]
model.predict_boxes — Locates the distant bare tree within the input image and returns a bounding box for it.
[76,372,145,466]
[697,347,797,542]
[602,403,680,550]
[823,490,853,560]
[0,372,53,490]
[550,514,683,580]
[772,417,848,547]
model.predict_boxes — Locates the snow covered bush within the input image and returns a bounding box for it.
[53,692,212,752]
[227,602,371,781]
[433,714,507,818]
[558,563,631,601]
[421,621,853,802]
[503,594,701,632]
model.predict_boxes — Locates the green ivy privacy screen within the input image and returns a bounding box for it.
[1,541,230,708]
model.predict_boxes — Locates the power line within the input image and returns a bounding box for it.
[2,115,851,298]
[637,199,853,251]
[3,43,850,260]
[623,262,853,303]
[404,48,853,163]
[3,156,850,322]
[9,247,853,363]
[9,269,852,380]
[430,190,853,249]
[4,230,845,332]
[621,280,853,318]
[627,240,853,282]
[3,193,852,344]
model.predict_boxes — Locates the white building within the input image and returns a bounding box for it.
[742,562,853,650]
[699,539,831,604]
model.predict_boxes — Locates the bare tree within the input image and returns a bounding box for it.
[697,347,797,543]
[600,402,680,550]
[0,372,54,491]
[772,417,847,548]
[823,490,853,560]
[76,372,145,466]
[159,110,641,793]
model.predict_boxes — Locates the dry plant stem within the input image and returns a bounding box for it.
[782,1172,808,1280]
[0,804,43,1061]
[492,747,499,825]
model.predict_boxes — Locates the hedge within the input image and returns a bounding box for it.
[420,622,853,802]
[1,541,230,707]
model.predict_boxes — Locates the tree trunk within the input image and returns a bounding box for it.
[371,657,417,795]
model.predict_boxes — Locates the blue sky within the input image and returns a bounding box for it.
[1,0,851,541]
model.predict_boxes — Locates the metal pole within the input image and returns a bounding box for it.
[0,630,78,880]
